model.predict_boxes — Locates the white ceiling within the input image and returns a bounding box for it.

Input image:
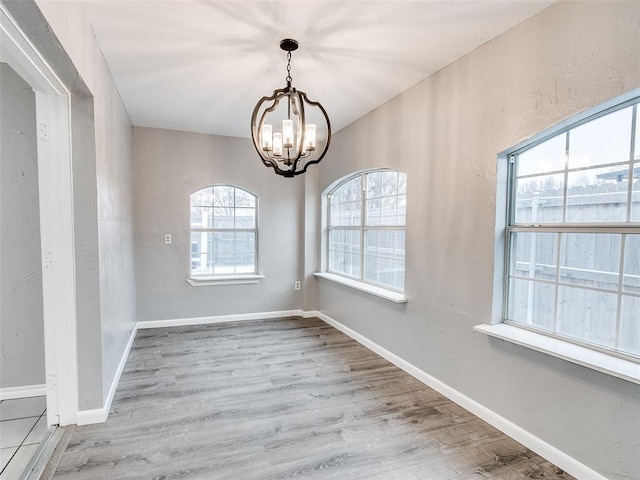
[80,0,555,138]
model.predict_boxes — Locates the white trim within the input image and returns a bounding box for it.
[77,324,138,425]
[137,310,304,330]
[186,274,265,286]
[313,310,608,480]
[474,323,640,385]
[0,384,47,401]
[313,272,407,303]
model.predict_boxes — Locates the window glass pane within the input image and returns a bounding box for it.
[619,295,640,356]
[366,199,381,226]
[235,232,256,254]
[328,229,360,277]
[213,254,235,274]
[214,232,234,254]
[623,234,640,295]
[517,134,566,177]
[380,196,399,225]
[235,254,256,274]
[191,187,213,207]
[398,194,407,225]
[568,106,632,169]
[213,186,235,207]
[514,174,564,224]
[632,181,640,222]
[366,172,383,199]
[507,278,555,332]
[213,207,233,228]
[398,173,407,195]
[235,189,256,208]
[235,208,256,229]
[377,257,393,287]
[509,232,557,281]
[333,177,362,204]
[363,229,404,290]
[365,229,378,256]
[393,260,405,290]
[382,171,399,197]
[190,206,204,228]
[559,233,620,291]
[566,166,628,222]
[557,286,617,348]
[394,230,405,261]
[364,255,378,283]
[190,232,213,275]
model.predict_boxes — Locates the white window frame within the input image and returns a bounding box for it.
[187,184,263,286]
[477,90,640,385]
[316,170,408,303]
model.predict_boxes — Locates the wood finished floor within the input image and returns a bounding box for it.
[53,317,575,480]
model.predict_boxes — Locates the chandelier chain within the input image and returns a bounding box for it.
[286,51,292,85]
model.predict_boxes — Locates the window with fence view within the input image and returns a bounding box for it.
[190,185,257,277]
[327,170,406,292]
[507,98,640,358]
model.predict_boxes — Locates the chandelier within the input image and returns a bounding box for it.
[251,39,331,177]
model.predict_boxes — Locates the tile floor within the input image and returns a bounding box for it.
[0,396,48,480]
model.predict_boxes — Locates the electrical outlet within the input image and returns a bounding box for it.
[164,234,172,244]
[294,280,301,291]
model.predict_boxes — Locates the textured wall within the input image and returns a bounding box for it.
[316,2,640,479]
[133,127,302,321]
[0,62,45,389]
[33,0,137,409]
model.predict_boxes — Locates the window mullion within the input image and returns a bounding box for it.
[360,175,366,281]
[627,104,637,223]
[615,234,627,350]
[562,131,570,223]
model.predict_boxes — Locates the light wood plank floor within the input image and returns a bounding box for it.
[53,317,575,480]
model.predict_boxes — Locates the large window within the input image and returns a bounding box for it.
[189,185,257,277]
[506,98,640,359]
[327,170,407,292]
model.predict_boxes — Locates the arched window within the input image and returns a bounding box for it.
[189,185,257,278]
[326,170,407,292]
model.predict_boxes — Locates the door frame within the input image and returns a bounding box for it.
[1,4,79,426]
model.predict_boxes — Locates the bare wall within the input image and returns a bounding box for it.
[133,127,303,322]
[316,2,640,479]
[0,62,44,389]
[32,0,137,409]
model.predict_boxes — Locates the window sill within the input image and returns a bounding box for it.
[474,323,640,385]
[313,272,407,303]
[186,275,265,286]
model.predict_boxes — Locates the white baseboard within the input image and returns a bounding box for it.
[0,384,46,400]
[137,310,304,329]
[77,323,138,426]
[312,310,609,480]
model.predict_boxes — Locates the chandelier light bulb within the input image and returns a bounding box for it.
[304,124,316,151]
[282,119,294,148]
[272,132,283,157]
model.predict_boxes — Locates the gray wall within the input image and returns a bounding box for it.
[316,2,640,479]
[133,127,303,322]
[5,0,138,410]
[0,62,45,389]
[34,0,138,408]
